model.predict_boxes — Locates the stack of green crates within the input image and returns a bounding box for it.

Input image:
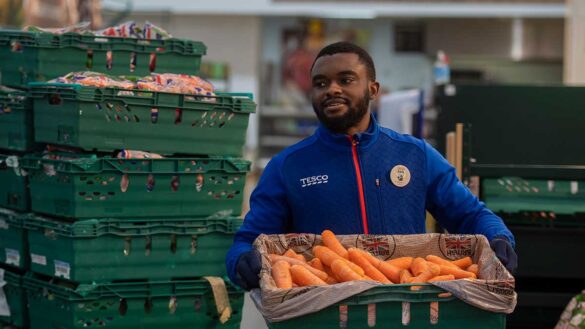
[0,28,255,329]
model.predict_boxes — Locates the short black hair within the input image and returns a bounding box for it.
[311,41,376,81]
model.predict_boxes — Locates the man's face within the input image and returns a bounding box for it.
[310,53,376,134]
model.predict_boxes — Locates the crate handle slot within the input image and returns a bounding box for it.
[149,53,157,72]
[168,296,177,314]
[402,301,410,326]
[175,108,182,124]
[120,174,129,192]
[196,174,204,192]
[146,174,155,191]
[191,235,198,254]
[106,50,113,70]
[144,298,153,313]
[130,52,137,72]
[339,304,348,328]
[145,236,152,256]
[86,49,93,69]
[430,301,439,325]
[124,237,131,256]
[171,176,180,192]
[119,298,128,315]
[170,234,177,254]
[151,108,159,123]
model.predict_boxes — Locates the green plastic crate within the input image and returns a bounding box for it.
[29,83,256,156]
[483,177,585,216]
[21,155,249,219]
[24,274,244,329]
[268,285,506,329]
[0,86,34,152]
[24,214,242,281]
[0,154,29,212]
[0,30,207,87]
[0,266,27,328]
[0,209,28,269]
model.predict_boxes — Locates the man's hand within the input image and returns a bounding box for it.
[236,250,262,290]
[490,237,517,275]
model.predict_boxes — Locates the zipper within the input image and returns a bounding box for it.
[348,136,369,234]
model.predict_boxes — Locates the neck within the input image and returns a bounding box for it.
[346,111,371,136]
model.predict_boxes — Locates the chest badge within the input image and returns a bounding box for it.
[390,165,411,188]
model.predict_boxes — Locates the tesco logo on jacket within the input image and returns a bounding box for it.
[300,175,329,188]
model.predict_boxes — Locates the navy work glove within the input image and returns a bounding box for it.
[236,250,262,290]
[490,237,518,275]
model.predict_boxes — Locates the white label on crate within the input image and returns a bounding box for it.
[5,249,20,267]
[0,219,8,230]
[54,260,71,280]
[31,253,47,266]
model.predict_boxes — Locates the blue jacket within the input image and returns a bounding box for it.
[226,116,514,286]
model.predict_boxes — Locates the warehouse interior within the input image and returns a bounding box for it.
[0,0,583,328]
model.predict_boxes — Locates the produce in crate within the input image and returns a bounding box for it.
[269,230,480,288]
[24,21,172,40]
[49,71,215,98]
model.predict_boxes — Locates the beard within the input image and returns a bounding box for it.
[312,89,370,134]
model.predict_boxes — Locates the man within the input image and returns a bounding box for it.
[226,42,517,290]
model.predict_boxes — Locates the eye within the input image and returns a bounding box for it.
[313,80,327,88]
[341,77,355,85]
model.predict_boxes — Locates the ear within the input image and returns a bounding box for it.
[369,81,380,100]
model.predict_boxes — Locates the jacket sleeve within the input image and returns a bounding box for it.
[424,142,515,246]
[225,154,291,286]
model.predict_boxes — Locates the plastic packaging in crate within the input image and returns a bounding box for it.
[0,86,34,152]
[268,285,506,329]
[0,266,28,328]
[0,30,206,87]
[29,83,256,156]
[0,208,28,269]
[24,274,243,329]
[24,214,242,281]
[21,155,249,219]
[0,154,29,212]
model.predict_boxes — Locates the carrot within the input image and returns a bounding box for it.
[410,257,429,276]
[466,264,479,276]
[426,255,459,269]
[284,249,306,262]
[427,262,441,276]
[272,261,293,289]
[269,255,328,281]
[321,230,349,259]
[428,274,456,282]
[331,259,363,282]
[439,265,476,279]
[355,249,399,283]
[387,257,414,270]
[290,265,327,287]
[325,275,339,285]
[313,246,365,276]
[348,248,390,284]
[451,257,473,269]
[408,269,436,284]
[309,258,325,271]
[399,269,413,284]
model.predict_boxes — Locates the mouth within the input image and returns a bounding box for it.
[322,98,349,112]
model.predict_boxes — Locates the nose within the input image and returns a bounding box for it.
[326,81,342,96]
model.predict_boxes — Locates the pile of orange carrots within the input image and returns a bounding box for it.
[269,230,479,289]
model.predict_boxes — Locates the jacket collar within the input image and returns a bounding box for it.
[316,113,380,151]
